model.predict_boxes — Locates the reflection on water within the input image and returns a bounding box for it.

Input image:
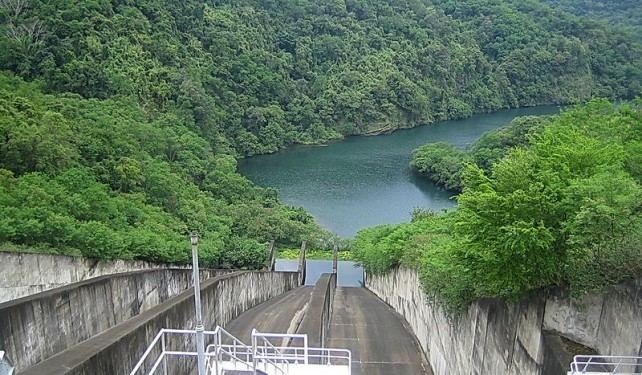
[275,259,363,287]
[240,106,561,237]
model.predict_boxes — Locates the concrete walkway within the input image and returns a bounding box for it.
[327,287,431,375]
[224,286,313,343]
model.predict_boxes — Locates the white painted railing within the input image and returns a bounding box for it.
[129,326,351,375]
[129,328,220,375]
[569,355,642,374]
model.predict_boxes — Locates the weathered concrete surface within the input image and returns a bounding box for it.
[17,271,299,375]
[0,268,220,372]
[543,279,642,359]
[327,287,430,375]
[296,273,336,347]
[224,272,337,348]
[366,267,642,375]
[224,286,313,343]
[0,252,188,302]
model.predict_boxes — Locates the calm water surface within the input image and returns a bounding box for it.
[240,106,560,237]
[275,259,363,287]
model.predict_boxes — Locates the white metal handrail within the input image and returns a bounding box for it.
[250,330,351,369]
[253,330,307,364]
[251,346,351,366]
[131,326,352,375]
[130,328,220,375]
[207,326,255,374]
[252,330,290,374]
[570,355,642,374]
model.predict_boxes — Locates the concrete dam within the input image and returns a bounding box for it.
[0,252,641,374]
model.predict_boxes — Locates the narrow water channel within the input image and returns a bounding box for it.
[275,259,363,287]
[240,106,561,237]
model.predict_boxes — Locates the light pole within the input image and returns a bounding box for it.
[190,232,206,375]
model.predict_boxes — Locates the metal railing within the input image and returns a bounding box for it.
[251,330,291,374]
[570,355,642,374]
[130,326,351,375]
[130,328,219,375]
[250,345,351,367]
[251,330,351,369]
[206,327,256,374]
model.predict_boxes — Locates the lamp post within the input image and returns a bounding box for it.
[190,232,206,375]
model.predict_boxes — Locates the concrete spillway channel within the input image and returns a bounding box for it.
[328,287,430,375]
[224,281,430,375]
[225,286,314,343]
[3,264,427,374]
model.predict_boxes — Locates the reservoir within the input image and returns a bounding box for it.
[240,106,561,237]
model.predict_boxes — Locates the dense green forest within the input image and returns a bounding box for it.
[0,73,323,266]
[1,0,642,267]
[355,101,642,310]
[411,115,551,191]
[542,0,642,34]
[1,0,641,156]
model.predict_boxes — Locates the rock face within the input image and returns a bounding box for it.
[0,252,189,302]
[366,267,642,375]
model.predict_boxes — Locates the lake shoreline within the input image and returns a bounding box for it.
[240,106,562,237]
[241,103,567,160]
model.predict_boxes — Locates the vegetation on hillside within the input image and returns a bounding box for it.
[1,0,641,156]
[0,73,323,267]
[412,115,551,191]
[355,101,642,310]
[542,0,642,34]
[1,0,641,268]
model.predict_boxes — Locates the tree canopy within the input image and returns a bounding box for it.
[1,0,641,155]
[355,101,642,310]
[542,0,642,35]
[412,115,551,191]
[1,0,641,268]
[0,73,323,266]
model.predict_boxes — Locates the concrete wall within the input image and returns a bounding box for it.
[297,273,336,347]
[0,252,189,303]
[366,267,642,375]
[19,271,300,375]
[543,280,642,359]
[0,268,220,372]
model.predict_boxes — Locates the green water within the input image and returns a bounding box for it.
[239,106,561,237]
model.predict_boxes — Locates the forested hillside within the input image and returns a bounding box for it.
[355,101,642,309]
[0,74,322,266]
[1,0,641,155]
[542,0,642,34]
[411,115,551,191]
[1,0,641,266]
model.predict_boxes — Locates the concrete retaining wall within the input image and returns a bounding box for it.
[0,252,188,303]
[0,269,220,372]
[366,267,642,375]
[19,271,300,375]
[297,273,336,347]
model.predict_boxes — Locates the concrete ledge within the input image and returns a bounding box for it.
[18,270,299,375]
[0,268,222,372]
[0,252,191,303]
[297,273,336,347]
